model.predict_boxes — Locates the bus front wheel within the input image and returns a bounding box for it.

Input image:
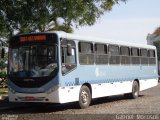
[78,85,91,109]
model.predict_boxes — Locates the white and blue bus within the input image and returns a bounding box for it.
[8,31,158,108]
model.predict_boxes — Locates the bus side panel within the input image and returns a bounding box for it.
[91,81,133,98]
[59,64,158,102]
[58,86,81,103]
[139,65,158,91]
[139,79,158,91]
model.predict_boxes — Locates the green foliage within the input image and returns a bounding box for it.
[0,0,127,39]
[0,72,7,79]
[0,88,8,96]
[0,72,7,88]
[0,48,7,70]
[0,61,6,70]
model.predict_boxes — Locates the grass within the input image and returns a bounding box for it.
[0,88,8,96]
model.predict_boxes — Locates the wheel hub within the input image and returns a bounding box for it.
[81,90,88,104]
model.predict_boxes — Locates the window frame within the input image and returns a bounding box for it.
[95,43,108,65]
[79,42,94,54]
[148,50,155,58]
[78,41,94,65]
[61,39,77,75]
[120,46,130,56]
[108,44,120,65]
[140,49,148,57]
[131,48,139,57]
[95,43,107,54]
[108,45,119,56]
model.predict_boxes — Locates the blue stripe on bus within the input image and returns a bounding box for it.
[64,76,158,86]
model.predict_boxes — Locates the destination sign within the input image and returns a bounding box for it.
[20,35,46,42]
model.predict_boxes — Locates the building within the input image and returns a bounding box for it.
[147,27,160,74]
[147,34,160,45]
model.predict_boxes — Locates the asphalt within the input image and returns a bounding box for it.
[0,84,160,120]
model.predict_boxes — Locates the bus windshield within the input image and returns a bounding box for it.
[9,45,58,78]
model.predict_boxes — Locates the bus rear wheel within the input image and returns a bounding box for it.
[124,81,139,99]
[131,81,139,99]
[78,85,91,109]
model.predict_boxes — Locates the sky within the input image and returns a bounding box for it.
[74,0,160,44]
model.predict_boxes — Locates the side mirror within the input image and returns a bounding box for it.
[1,48,5,58]
[67,44,72,56]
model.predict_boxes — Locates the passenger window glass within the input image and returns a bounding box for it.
[79,42,93,53]
[108,45,120,64]
[149,50,155,57]
[79,42,94,64]
[95,44,107,54]
[95,44,108,64]
[131,48,139,56]
[148,50,156,65]
[121,47,129,56]
[120,46,130,65]
[141,49,148,57]
[109,45,119,55]
[61,39,76,75]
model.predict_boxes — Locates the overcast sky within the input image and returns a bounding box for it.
[74,0,160,44]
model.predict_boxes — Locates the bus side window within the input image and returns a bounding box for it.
[95,43,108,64]
[148,50,156,65]
[140,49,148,65]
[120,46,130,64]
[131,48,140,65]
[61,39,76,75]
[108,45,120,64]
[79,42,94,65]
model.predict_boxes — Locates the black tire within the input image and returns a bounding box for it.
[124,81,139,99]
[124,93,132,99]
[78,85,91,109]
[131,81,139,99]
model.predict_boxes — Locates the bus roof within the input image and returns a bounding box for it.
[12,31,156,50]
[54,31,156,50]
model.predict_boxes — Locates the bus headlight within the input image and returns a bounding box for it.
[46,85,59,94]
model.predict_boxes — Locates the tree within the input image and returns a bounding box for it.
[153,27,160,36]
[0,0,126,40]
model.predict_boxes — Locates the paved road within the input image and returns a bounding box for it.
[0,84,160,120]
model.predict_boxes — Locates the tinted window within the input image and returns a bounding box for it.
[140,49,148,65]
[148,50,156,65]
[120,46,130,64]
[109,45,119,56]
[141,49,148,57]
[79,42,93,53]
[109,45,120,64]
[61,39,76,75]
[131,48,139,56]
[121,47,130,56]
[149,50,155,57]
[95,44,108,64]
[79,42,94,64]
[131,48,140,64]
[95,44,107,54]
